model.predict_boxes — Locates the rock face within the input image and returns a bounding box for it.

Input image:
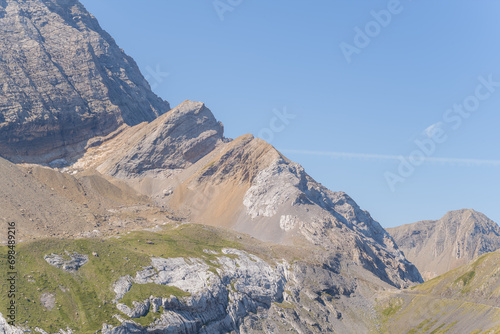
[74,100,225,178]
[0,0,170,163]
[107,249,287,333]
[0,1,427,333]
[44,252,89,272]
[69,98,422,290]
[235,154,422,288]
[0,225,393,333]
[387,209,500,280]
[126,132,423,289]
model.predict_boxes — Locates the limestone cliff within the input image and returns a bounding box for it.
[0,0,170,163]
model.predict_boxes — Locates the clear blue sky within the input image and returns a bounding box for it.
[80,0,500,228]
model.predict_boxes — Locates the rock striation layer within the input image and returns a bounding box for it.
[107,249,287,333]
[74,100,225,178]
[0,0,170,163]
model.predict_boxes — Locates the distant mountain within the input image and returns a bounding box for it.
[378,249,500,333]
[0,0,170,164]
[387,209,500,280]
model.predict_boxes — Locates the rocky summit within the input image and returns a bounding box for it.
[387,209,500,280]
[0,0,170,164]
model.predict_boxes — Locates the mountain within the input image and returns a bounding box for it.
[0,0,170,164]
[387,209,500,280]
[72,99,422,289]
[377,249,500,333]
[0,100,423,333]
[0,0,429,332]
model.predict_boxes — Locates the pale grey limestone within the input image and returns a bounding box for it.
[0,0,170,163]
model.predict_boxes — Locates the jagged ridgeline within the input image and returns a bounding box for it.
[9,0,500,333]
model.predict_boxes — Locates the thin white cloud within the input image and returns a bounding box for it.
[281,149,500,167]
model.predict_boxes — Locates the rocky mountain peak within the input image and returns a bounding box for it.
[388,209,500,280]
[72,99,225,178]
[0,0,170,164]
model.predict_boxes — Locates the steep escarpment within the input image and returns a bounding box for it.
[0,0,421,295]
[387,209,500,280]
[0,0,170,163]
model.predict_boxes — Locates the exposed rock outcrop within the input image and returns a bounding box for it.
[72,108,421,289]
[387,209,500,280]
[44,252,89,272]
[238,156,422,288]
[73,100,225,178]
[0,0,421,295]
[135,132,423,289]
[106,249,287,333]
[0,223,390,333]
[0,0,170,163]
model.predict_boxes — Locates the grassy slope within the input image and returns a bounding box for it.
[0,224,249,333]
[377,250,500,334]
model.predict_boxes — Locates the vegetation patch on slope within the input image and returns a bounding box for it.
[0,224,247,333]
[454,270,476,292]
[377,250,500,334]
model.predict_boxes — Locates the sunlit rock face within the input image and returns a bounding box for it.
[0,0,170,163]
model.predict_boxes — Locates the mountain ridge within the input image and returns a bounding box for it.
[387,209,500,280]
